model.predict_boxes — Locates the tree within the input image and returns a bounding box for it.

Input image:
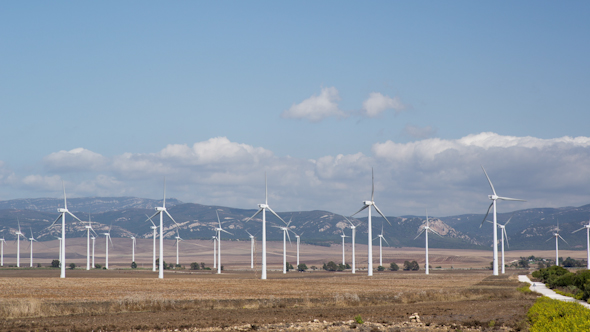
[190,262,201,270]
[51,260,60,268]
[200,262,206,270]
[517,257,530,268]
[345,263,350,269]
[389,262,399,271]
[286,262,294,272]
[377,265,385,271]
[310,266,317,271]
[324,261,339,271]
[337,263,346,271]
[297,263,308,272]
[131,261,137,269]
[404,260,419,271]
[95,264,102,269]
[69,263,76,270]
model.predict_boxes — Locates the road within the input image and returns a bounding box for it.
[519,274,590,309]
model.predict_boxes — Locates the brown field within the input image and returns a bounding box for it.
[0,238,554,331]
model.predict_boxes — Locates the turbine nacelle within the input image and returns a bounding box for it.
[156,207,166,212]
[488,195,498,200]
[258,203,268,209]
[363,201,374,206]
[58,208,67,213]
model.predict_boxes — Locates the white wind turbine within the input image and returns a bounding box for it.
[215,211,233,274]
[350,169,391,276]
[91,235,96,268]
[212,235,217,269]
[0,237,5,267]
[131,236,136,264]
[272,218,295,274]
[146,214,158,272]
[102,224,114,269]
[485,214,514,274]
[546,220,567,267]
[48,182,84,278]
[145,179,180,279]
[246,231,256,269]
[294,231,304,268]
[340,230,349,266]
[414,212,442,275]
[245,173,287,279]
[481,166,525,276]
[174,229,182,266]
[572,216,590,270]
[344,217,360,274]
[28,228,38,267]
[84,214,98,270]
[375,224,389,268]
[14,220,25,267]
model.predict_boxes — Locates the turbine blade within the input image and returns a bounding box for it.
[344,216,355,227]
[109,235,114,248]
[382,236,390,246]
[413,229,425,240]
[246,230,253,237]
[350,205,369,217]
[503,229,510,248]
[286,230,292,245]
[245,208,263,222]
[558,234,569,244]
[49,215,62,228]
[267,207,287,224]
[373,204,391,226]
[545,236,554,242]
[485,220,494,224]
[67,211,83,223]
[62,180,67,210]
[165,210,179,226]
[371,168,374,202]
[265,172,268,205]
[481,203,493,228]
[216,211,222,228]
[481,165,497,196]
[572,227,586,234]
[505,214,515,226]
[163,177,166,207]
[430,228,443,237]
[498,197,526,202]
[221,229,233,235]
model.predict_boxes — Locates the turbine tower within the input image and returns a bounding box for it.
[273,219,294,274]
[294,231,304,268]
[102,224,113,269]
[0,237,5,267]
[14,220,25,267]
[340,230,349,266]
[131,236,136,264]
[174,230,182,266]
[91,235,96,268]
[486,214,514,274]
[246,231,256,269]
[212,235,217,268]
[546,220,567,266]
[245,173,287,279]
[49,182,84,278]
[350,169,391,276]
[146,214,158,272]
[215,211,233,274]
[375,224,389,267]
[84,214,97,270]
[414,212,442,275]
[344,217,359,274]
[572,216,590,269]
[481,166,525,276]
[145,179,180,279]
[28,228,38,267]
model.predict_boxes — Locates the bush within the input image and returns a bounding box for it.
[36,263,42,268]
[51,260,60,268]
[297,263,308,272]
[285,262,294,271]
[94,264,102,269]
[403,260,419,271]
[377,265,385,271]
[69,263,76,270]
[131,261,137,269]
[354,315,364,324]
[323,261,341,271]
[190,262,201,270]
[528,296,590,331]
[200,262,206,269]
[389,262,399,271]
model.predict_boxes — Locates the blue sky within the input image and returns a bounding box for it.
[1,2,589,217]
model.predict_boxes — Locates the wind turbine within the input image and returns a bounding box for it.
[48,182,84,278]
[91,235,95,268]
[145,179,180,279]
[174,229,182,266]
[102,224,113,269]
[14,219,25,267]
[215,211,233,274]
[375,224,389,267]
[481,166,525,276]
[546,220,567,266]
[272,218,294,274]
[212,235,217,268]
[294,231,304,268]
[0,237,5,266]
[350,168,391,276]
[572,216,590,269]
[414,212,442,275]
[84,214,98,270]
[131,236,136,264]
[244,173,287,279]
[340,230,349,266]
[146,214,158,272]
[246,231,256,269]
[28,228,38,267]
[344,217,359,274]
[486,214,514,274]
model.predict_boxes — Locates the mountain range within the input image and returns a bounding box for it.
[0,197,589,251]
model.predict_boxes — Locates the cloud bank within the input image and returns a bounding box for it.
[2,133,590,217]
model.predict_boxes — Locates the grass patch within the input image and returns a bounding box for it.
[527,296,590,331]
[517,284,532,293]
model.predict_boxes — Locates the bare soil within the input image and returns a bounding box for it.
[0,269,536,331]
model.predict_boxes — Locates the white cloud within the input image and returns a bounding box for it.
[3,133,590,217]
[403,124,437,139]
[44,148,108,172]
[362,92,407,117]
[281,87,346,122]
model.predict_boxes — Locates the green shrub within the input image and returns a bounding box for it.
[69,263,76,270]
[190,262,201,270]
[354,315,364,324]
[377,265,385,271]
[94,264,102,269]
[131,261,137,269]
[297,263,308,272]
[50,260,60,268]
[389,262,399,271]
[528,296,590,331]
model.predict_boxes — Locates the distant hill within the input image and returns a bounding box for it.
[0,196,589,251]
